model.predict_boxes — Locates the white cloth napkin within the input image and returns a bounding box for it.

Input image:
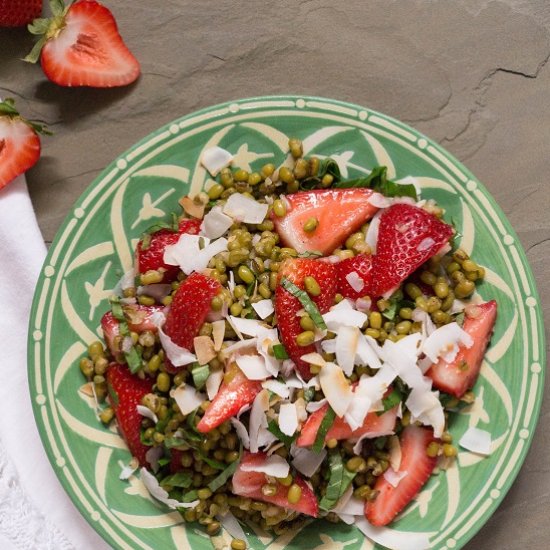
[0,175,110,550]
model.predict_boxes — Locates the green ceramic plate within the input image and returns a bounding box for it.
[28,96,545,550]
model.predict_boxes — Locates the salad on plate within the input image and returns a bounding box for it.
[78,137,497,550]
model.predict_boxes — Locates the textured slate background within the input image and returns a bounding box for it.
[1,1,549,548]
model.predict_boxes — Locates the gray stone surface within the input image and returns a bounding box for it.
[1,0,549,548]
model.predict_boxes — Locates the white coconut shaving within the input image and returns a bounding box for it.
[211,320,225,351]
[262,379,290,399]
[322,299,369,331]
[215,511,249,544]
[335,325,361,376]
[319,362,353,418]
[230,417,250,449]
[200,206,234,239]
[355,516,431,550]
[278,403,299,436]
[364,210,383,253]
[459,426,492,455]
[228,316,269,337]
[201,146,233,176]
[145,446,163,473]
[300,352,326,367]
[368,192,393,208]
[119,457,139,480]
[223,193,269,224]
[170,384,205,415]
[206,369,224,401]
[240,454,290,478]
[252,299,275,319]
[383,468,408,488]
[356,333,382,370]
[306,398,328,413]
[291,446,327,478]
[136,405,158,425]
[417,237,436,252]
[140,468,199,509]
[422,322,473,363]
[249,390,270,453]
[235,353,272,380]
[345,271,365,293]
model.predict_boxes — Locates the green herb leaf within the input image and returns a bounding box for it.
[297,250,323,258]
[126,345,143,374]
[272,344,289,360]
[319,450,356,511]
[312,406,336,452]
[334,165,417,200]
[181,489,199,502]
[191,364,210,390]
[208,447,242,492]
[199,452,226,471]
[303,387,315,403]
[109,297,142,373]
[164,436,189,449]
[157,457,171,467]
[160,471,193,489]
[381,387,402,412]
[267,419,296,448]
[281,277,326,330]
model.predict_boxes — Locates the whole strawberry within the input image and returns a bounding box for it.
[0,0,41,27]
[0,98,49,191]
[106,362,153,466]
[25,0,140,87]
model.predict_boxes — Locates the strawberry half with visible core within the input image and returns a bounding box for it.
[25,0,140,88]
[0,98,48,191]
[275,258,337,380]
[163,272,221,372]
[196,363,262,433]
[365,425,439,526]
[0,0,41,27]
[106,362,153,467]
[271,189,379,255]
[371,203,454,297]
[232,451,319,517]
[336,253,375,300]
[427,300,497,397]
[136,218,202,283]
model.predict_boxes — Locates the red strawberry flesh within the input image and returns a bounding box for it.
[0,0,41,27]
[365,425,438,526]
[336,253,375,300]
[271,189,378,255]
[106,362,153,467]
[232,451,319,517]
[196,364,262,433]
[275,258,337,380]
[427,300,497,397]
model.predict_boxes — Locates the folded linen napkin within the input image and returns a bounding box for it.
[0,175,109,549]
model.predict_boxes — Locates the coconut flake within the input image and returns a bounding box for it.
[229,316,269,337]
[137,405,158,424]
[206,369,224,401]
[384,468,408,488]
[459,427,492,455]
[241,454,290,478]
[235,354,272,380]
[164,234,228,276]
[300,352,326,367]
[249,390,270,453]
[306,398,328,412]
[216,511,248,544]
[140,468,199,509]
[252,299,275,319]
[412,308,436,338]
[201,146,233,176]
[322,300,368,331]
[335,325,360,376]
[170,384,205,415]
[406,388,445,437]
[345,271,365,293]
[319,362,353,418]
[368,192,393,208]
[355,296,372,312]
[223,193,269,224]
[157,325,197,367]
[145,446,163,473]
[291,446,327,477]
[278,403,299,436]
[119,457,139,480]
[355,517,431,550]
[193,335,217,365]
[356,333,382,369]
[212,320,225,351]
[388,435,402,471]
[365,210,382,253]
[200,206,234,239]
[179,196,205,219]
[231,417,250,449]
[422,322,473,363]
[262,379,290,399]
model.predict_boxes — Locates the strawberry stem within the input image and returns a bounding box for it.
[0,98,52,136]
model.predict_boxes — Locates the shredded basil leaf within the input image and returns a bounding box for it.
[109,297,142,373]
[181,489,199,502]
[164,436,189,449]
[267,419,296,448]
[280,277,327,330]
[199,452,226,471]
[272,344,289,360]
[381,387,402,413]
[297,250,323,258]
[334,165,417,200]
[312,406,336,452]
[319,450,357,511]
[208,446,242,492]
[160,471,193,489]
[125,346,143,374]
[157,457,171,467]
[191,364,210,389]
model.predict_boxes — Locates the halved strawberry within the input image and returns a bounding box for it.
[336,253,375,300]
[25,0,140,88]
[232,451,319,517]
[427,300,497,398]
[136,218,202,283]
[163,272,221,372]
[296,403,398,447]
[371,203,453,297]
[275,258,337,380]
[0,98,46,190]
[101,304,163,362]
[106,362,153,467]
[196,363,262,433]
[271,189,378,255]
[0,0,41,27]
[365,425,438,526]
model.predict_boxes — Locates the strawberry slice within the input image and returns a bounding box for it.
[25,0,140,88]
[196,363,262,433]
[336,253,375,300]
[136,218,202,283]
[106,362,153,467]
[365,425,438,526]
[427,300,497,398]
[0,98,45,190]
[271,189,378,255]
[232,451,319,517]
[0,0,41,27]
[296,402,398,447]
[371,203,453,297]
[101,304,163,362]
[275,258,337,380]
[163,272,221,369]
